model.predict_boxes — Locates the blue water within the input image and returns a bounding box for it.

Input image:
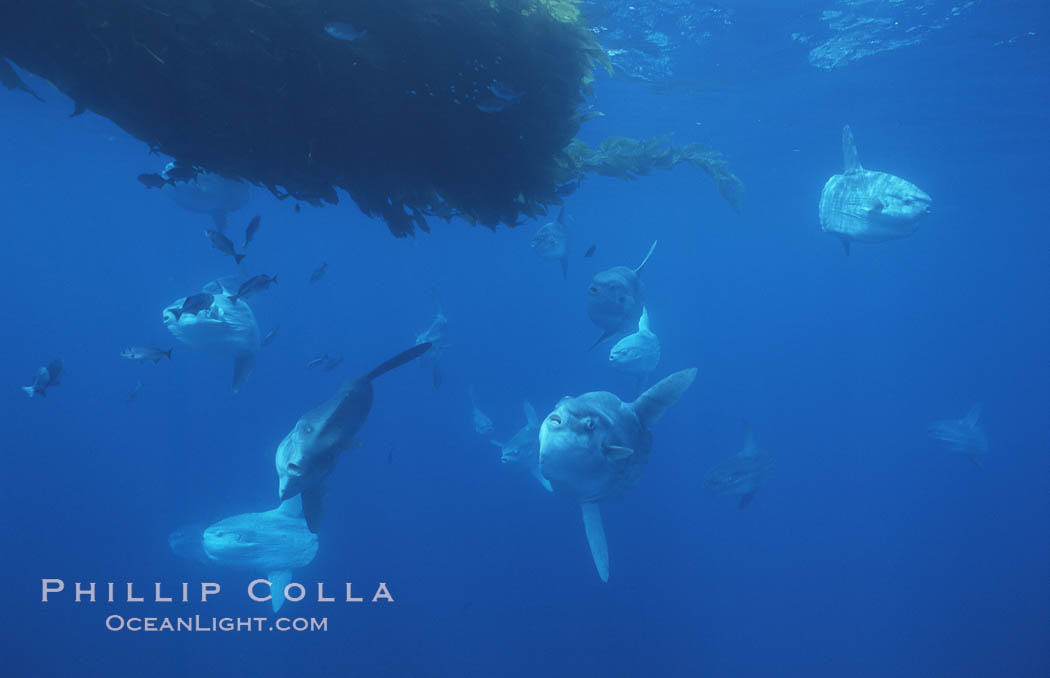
[1,2,1048,676]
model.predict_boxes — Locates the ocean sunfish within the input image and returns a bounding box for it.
[531,208,571,278]
[275,343,431,532]
[928,404,988,466]
[538,368,696,581]
[163,279,260,392]
[162,162,250,232]
[469,385,494,436]
[819,125,931,255]
[608,306,661,389]
[703,423,774,509]
[492,400,551,492]
[586,241,657,350]
[201,497,318,612]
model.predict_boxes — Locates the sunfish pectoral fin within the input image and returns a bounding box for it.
[232,350,256,393]
[301,484,327,534]
[604,445,634,460]
[267,570,293,613]
[588,328,619,352]
[842,124,862,173]
[738,488,757,509]
[22,386,35,398]
[580,503,609,582]
[632,368,698,428]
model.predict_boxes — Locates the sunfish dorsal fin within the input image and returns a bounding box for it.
[523,400,539,429]
[632,368,698,428]
[634,240,658,275]
[580,503,609,582]
[964,404,981,427]
[638,306,651,332]
[363,343,431,382]
[842,125,862,173]
[268,571,292,613]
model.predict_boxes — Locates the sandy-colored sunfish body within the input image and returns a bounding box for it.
[492,400,551,492]
[531,208,571,278]
[586,240,657,349]
[609,306,661,387]
[538,368,696,581]
[928,405,988,466]
[819,125,931,254]
[200,496,318,612]
[163,280,260,392]
[703,424,774,509]
[275,344,431,532]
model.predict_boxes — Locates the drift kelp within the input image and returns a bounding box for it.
[0,1,740,234]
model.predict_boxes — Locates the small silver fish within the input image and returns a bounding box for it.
[121,345,173,364]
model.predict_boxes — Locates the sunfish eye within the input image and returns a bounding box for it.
[618,296,626,304]
[584,417,595,430]
[589,286,598,293]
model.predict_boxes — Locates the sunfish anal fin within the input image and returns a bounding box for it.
[581,503,609,582]
[232,350,255,394]
[268,570,292,613]
[301,484,327,534]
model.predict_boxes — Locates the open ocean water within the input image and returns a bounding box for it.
[0,1,1047,676]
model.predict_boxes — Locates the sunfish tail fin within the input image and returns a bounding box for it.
[842,125,862,172]
[964,404,982,427]
[580,503,609,582]
[363,343,432,382]
[632,368,698,428]
[268,571,293,613]
[634,240,658,275]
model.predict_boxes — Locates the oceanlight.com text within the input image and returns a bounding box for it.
[104,615,328,632]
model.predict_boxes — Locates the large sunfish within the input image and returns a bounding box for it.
[531,208,571,279]
[538,368,696,581]
[819,125,931,254]
[928,404,988,466]
[586,241,657,350]
[275,343,431,532]
[703,423,774,509]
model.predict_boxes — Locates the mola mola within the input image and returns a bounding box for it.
[469,385,494,436]
[201,496,318,612]
[162,162,250,232]
[275,343,431,532]
[928,404,988,466]
[586,241,657,350]
[538,368,697,581]
[163,279,260,392]
[703,423,774,509]
[492,400,551,493]
[819,125,931,254]
[531,207,571,279]
[609,306,661,389]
